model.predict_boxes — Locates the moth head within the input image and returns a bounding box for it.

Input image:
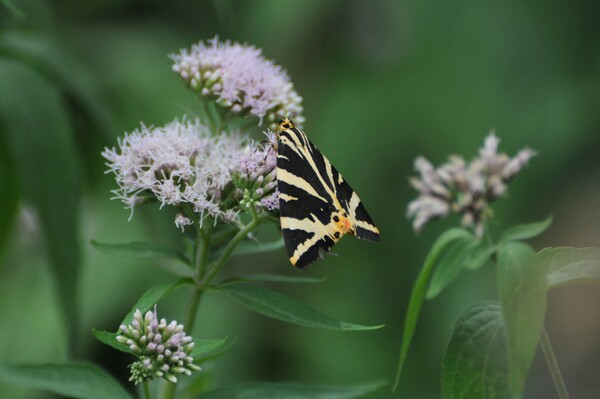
[277,115,296,132]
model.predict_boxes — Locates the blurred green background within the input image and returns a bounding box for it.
[1,0,599,398]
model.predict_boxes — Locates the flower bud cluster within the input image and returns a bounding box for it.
[116,307,201,385]
[407,133,536,237]
[231,131,279,211]
[171,37,304,130]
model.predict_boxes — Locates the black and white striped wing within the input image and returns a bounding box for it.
[332,172,381,243]
[277,125,379,268]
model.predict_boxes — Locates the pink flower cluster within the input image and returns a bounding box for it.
[407,133,536,237]
[102,118,244,227]
[117,307,200,384]
[171,37,303,129]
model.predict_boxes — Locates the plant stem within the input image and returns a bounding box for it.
[143,382,151,399]
[185,226,211,334]
[197,231,210,279]
[540,328,570,399]
[202,206,262,286]
[161,207,262,399]
[184,287,204,333]
[158,381,176,399]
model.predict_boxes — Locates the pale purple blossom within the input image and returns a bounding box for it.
[174,214,193,232]
[407,133,536,237]
[102,118,245,226]
[231,131,279,211]
[260,190,280,211]
[116,306,200,385]
[171,37,304,129]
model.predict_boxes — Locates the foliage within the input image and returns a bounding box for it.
[1,1,599,398]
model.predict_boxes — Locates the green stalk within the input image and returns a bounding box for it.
[202,205,262,286]
[143,382,151,399]
[158,381,176,399]
[184,288,204,334]
[159,206,263,399]
[540,328,570,399]
[196,231,210,280]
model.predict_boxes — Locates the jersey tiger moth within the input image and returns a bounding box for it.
[276,117,380,268]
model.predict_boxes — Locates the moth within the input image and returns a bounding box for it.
[276,117,380,268]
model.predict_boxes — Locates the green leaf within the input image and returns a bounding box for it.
[0,59,81,349]
[210,237,285,262]
[497,242,547,398]
[193,337,238,364]
[0,0,25,19]
[183,371,213,397]
[442,301,511,399]
[91,240,191,266]
[0,363,133,399]
[121,278,193,325]
[0,135,18,257]
[92,330,133,355]
[426,238,476,299]
[218,273,327,286]
[190,338,229,358]
[231,237,285,257]
[197,381,386,399]
[464,240,496,271]
[538,247,600,289]
[217,284,383,331]
[392,228,473,391]
[498,216,553,244]
[0,31,113,142]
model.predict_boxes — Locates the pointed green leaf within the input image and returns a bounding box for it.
[217,284,383,331]
[197,381,386,399]
[218,273,327,286]
[210,237,285,262]
[498,216,553,244]
[0,60,81,348]
[442,301,511,399]
[92,330,133,355]
[427,238,476,299]
[231,237,285,257]
[91,240,191,266]
[538,247,600,289]
[497,242,546,398]
[392,228,473,391]
[464,240,496,271]
[193,337,238,364]
[0,363,133,399]
[0,31,114,142]
[121,278,193,325]
[0,0,24,19]
[183,372,213,397]
[190,338,229,358]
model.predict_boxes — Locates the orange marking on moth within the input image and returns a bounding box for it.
[332,213,353,240]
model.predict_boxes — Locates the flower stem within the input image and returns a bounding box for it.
[202,206,263,286]
[185,226,211,334]
[161,207,263,399]
[184,287,204,333]
[158,381,176,399]
[197,231,210,280]
[143,382,151,399]
[540,328,570,399]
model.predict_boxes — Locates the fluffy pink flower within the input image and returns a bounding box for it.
[102,118,244,226]
[407,133,536,236]
[171,37,303,129]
